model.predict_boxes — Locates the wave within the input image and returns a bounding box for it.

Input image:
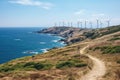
[41,48,48,53]
[60,41,65,44]
[22,51,39,54]
[52,40,58,43]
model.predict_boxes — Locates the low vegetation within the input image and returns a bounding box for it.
[93,46,120,54]
[108,33,120,41]
[56,59,87,69]
[86,25,120,39]
[109,37,120,41]
[0,58,87,73]
[0,25,120,80]
[117,60,120,64]
[0,62,53,72]
[101,25,120,36]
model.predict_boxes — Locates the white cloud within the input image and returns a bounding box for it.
[9,0,54,10]
[74,9,86,15]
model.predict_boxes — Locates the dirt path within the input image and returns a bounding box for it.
[80,46,106,80]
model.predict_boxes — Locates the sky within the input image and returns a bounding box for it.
[0,0,120,27]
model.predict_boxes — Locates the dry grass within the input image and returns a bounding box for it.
[114,70,120,80]
[0,42,91,80]
[0,27,120,80]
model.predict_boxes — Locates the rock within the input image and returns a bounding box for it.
[37,27,93,44]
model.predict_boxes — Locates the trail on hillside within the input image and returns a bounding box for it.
[80,46,106,80]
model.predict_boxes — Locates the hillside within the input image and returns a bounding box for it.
[0,25,120,80]
[37,27,89,44]
[38,25,120,44]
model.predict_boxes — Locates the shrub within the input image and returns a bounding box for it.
[12,63,24,69]
[109,37,120,41]
[101,26,120,36]
[56,59,86,69]
[24,62,53,70]
[117,60,120,64]
[24,62,37,68]
[0,66,14,72]
[84,32,95,38]
[94,46,120,54]
[0,63,15,72]
[34,63,44,70]
[0,62,53,72]
[43,64,53,70]
[24,62,52,70]
[75,63,87,68]
[56,61,75,69]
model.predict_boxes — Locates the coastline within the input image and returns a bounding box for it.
[0,25,120,80]
[0,27,66,64]
[37,27,83,45]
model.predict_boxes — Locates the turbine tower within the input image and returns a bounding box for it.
[63,21,65,27]
[59,22,61,27]
[71,22,73,27]
[85,21,87,29]
[100,21,103,28]
[54,22,57,27]
[89,22,92,29]
[80,22,83,29]
[77,21,80,28]
[107,20,110,27]
[68,22,70,27]
[96,19,99,29]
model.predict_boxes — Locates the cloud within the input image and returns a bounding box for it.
[9,0,54,10]
[74,9,86,15]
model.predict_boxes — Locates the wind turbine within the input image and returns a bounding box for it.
[68,22,70,27]
[100,21,103,28]
[85,21,87,29]
[77,21,80,28]
[62,21,65,27]
[89,22,93,29]
[80,22,83,29]
[59,22,61,27]
[96,19,99,29]
[107,20,110,27]
[54,22,57,27]
[71,22,73,27]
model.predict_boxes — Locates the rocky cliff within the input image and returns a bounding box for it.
[37,27,91,44]
[38,25,120,44]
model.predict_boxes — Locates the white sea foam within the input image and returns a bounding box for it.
[60,41,65,44]
[41,48,48,53]
[52,40,58,43]
[22,51,39,54]
[29,51,39,54]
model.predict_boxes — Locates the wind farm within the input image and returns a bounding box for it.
[53,19,111,29]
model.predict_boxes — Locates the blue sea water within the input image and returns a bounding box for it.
[0,27,65,64]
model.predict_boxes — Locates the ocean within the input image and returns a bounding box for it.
[0,27,65,64]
